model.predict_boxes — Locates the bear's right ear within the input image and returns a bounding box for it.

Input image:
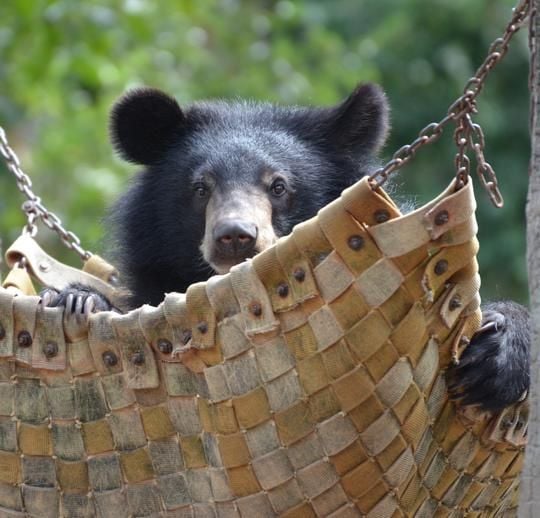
[110,88,186,165]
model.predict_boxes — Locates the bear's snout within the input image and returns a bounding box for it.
[201,188,276,274]
[213,219,258,258]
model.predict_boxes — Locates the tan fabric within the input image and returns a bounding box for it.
[5,234,118,304]
[2,266,37,296]
[13,294,40,364]
[0,175,524,516]
[424,179,476,240]
[82,253,119,283]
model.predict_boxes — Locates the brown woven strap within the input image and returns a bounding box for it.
[0,177,524,516]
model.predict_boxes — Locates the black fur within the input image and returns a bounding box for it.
[446,301,530,412]
[110,88,186,165]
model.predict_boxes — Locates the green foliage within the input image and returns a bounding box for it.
[0,0,530,302]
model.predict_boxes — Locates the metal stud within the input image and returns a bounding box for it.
[318,252,329,263]
[277,283,289,298]
[293,268,305,282]
[449,296,462,310]
[197,322,208,334]
[102,350,118,367]
[348,235,364,250]
[501,417,513,430]
[157,338,173,354]
[434,259,448,275]
[250,302,262,317]
[43,341,58,358]
[374,209,390,223]
[38,261,51,272]
[182,330,192,344]
[130,351,145,366]
[17,331,32,348]
[434,209,450,226]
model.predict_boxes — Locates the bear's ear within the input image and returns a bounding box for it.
[321,83,390,153]
[110,88,186,165]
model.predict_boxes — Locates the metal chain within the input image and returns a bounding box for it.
[369,0,531,208]
[0,127,92,261]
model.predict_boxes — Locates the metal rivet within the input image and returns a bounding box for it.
[17,331,32,348]
[130,351,145,366]
[434,210,450,226]
[434,259,448,275]
[374,209,390,223]
[250,302,262,317]
[197,322,208,334]
[157,338,173,354]
[0,324,6,340]
[348,235,364,250]
[38,261,51,272]
[102,350,118,367]
[501,417,513,430]
[44,341,58,358]
[449,296,462,310]
[293,268,305,282]
[277,283,289,298]
[318,252,329,264]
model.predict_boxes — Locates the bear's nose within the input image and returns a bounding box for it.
[213,219,258,256]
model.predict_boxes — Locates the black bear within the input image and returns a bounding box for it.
[43,84,529,413]
[108,84,391,308]
[45,84,390,308]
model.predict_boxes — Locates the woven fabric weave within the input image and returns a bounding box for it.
[0,177,526,517]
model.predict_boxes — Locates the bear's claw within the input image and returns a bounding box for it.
[41,283,113,313]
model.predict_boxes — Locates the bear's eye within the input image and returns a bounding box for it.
[270,180,287,197]
[193,183,208,197]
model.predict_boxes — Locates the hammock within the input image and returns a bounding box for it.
[0,1,530,516]
[0,175,528,517]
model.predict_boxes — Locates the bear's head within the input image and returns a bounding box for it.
[108,84,389,305]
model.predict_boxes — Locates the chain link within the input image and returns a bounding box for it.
[469,121,505,207]
[368,115,454,187]
[453,115,472,188]
[369,0,531,207]
[0,127,91,261]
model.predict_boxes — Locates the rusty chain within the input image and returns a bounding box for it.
[0,127,91,261]
[369,0,531,208]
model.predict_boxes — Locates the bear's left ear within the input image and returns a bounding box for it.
[321,83,390,153]
[110,88,187,165]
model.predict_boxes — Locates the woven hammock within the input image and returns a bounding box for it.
[0,176,527,517]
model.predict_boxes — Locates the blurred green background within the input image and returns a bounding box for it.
[0,0,530,303]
